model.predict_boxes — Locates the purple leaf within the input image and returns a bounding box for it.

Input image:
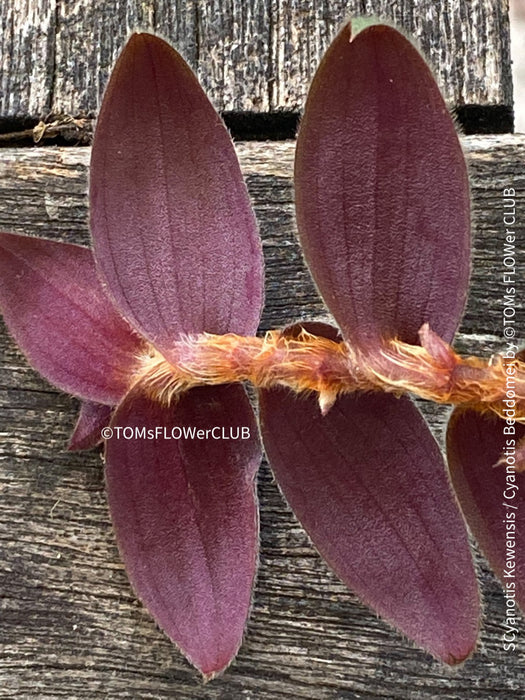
[295,22,470,346]
[68,401,113,451]
[259,324,479,663]
[105,383,262,676]
[447,407,525,610]
[90,33,264,359]
[0,233,145,404]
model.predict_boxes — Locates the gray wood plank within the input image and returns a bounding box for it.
[0,0,57,116]
[0,0,513,120]
[194,0,271,111]
[0,136,524,697]
[271,0,513,111]
[52,0,157,116]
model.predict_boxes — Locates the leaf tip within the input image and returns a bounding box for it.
[440,639,477,666]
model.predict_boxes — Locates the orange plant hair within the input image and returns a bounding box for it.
[132,323,525,425]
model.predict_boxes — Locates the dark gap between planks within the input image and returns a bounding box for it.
[0,106,514,147]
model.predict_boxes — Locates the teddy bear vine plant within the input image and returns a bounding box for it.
[0,21,524,676]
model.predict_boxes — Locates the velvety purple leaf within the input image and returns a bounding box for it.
[68,401,113,451]
[105,383,261,676]
[259,323,479,663]
[0,233,146,404]
[447,407,525,610]
[295,22,470,346]
[90,33,264,359]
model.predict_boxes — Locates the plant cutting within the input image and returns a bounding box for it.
[0,20,523,677]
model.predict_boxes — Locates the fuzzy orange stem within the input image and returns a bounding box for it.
[131,324,525,424]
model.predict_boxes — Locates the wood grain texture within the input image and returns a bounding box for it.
[269,0,512,111]
[0,0,513,119]
[196,0,270,111]
[0,137,524,697]
[0,0,57,116]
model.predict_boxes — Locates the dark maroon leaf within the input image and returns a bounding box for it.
[0,233,145,404]
[90,33,264,360]
[295,22,470,346]
[68,401,113,451]
[259,323,479,663]
[447,407,525,610]
[105,383,262,675]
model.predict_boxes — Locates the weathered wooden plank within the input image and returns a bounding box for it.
[0,0,513,121]
[52,0,156,116]
[195,0,270,111]
[0,0,57,116]
[0,136,524,697]
[271,0,513,111]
